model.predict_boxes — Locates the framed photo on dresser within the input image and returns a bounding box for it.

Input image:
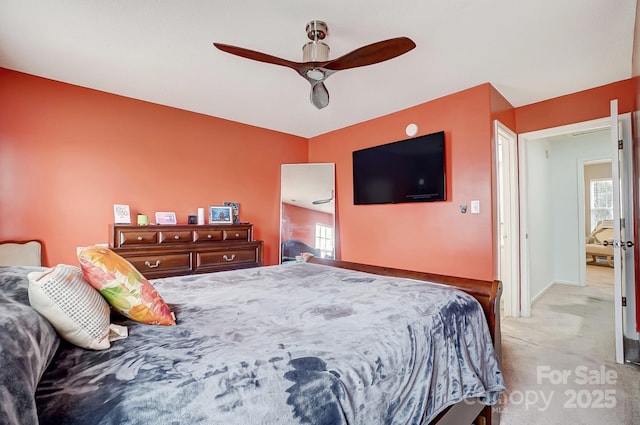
[155,212,177,225]
[113,204,131,224]
[209,206,233,224]
[223,202,240,223]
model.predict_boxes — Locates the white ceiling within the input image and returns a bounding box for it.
[281,163,335,214]
[0,1,637,138]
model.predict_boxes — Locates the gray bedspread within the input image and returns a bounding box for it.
[0,267,59,425]
[22,262,502,424]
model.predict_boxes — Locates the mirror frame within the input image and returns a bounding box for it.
[279,163,336,263]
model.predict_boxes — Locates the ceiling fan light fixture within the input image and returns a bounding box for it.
[306,68,325,81]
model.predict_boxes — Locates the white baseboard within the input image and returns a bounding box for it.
[530,280,588,305]
[554,279,584,287]
[531,281,555,305]
[531,280,586,305]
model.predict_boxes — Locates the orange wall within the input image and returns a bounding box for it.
[490,86,516,131]
[280,203,333,247]
[309,84,497,281]
[3,65,637,285]
[0,68,307,266]
[514,79,636,133]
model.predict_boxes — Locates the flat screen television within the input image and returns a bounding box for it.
[352,131,446,205]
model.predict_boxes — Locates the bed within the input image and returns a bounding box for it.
[0,257,504,425]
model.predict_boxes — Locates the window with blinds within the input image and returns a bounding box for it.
[590,178,613,232]
[315,224,334,258]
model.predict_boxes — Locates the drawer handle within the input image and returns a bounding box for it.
[235,233,240,237]
[174,235,180,240]
[144,260,161,269]
[222,254,236,262]
[137,236,143,241]
[207,234,212,239]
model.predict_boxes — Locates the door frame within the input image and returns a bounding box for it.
[517,115,629,316]
[494,120,520,317]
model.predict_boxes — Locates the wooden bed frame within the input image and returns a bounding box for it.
[307,257,502,425]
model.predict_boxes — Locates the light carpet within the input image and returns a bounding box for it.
[498,265,640,425]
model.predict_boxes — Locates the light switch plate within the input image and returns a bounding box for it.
[470,200,480,214]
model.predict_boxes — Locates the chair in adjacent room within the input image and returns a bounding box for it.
[585,220,614,267]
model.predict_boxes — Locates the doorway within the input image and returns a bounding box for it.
[517,113,637,363]
[583,159,613,268]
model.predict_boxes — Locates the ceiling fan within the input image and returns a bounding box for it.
[213,20,416,109]
[312,190,334,205]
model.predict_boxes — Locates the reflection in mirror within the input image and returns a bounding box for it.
[280,163,336,263]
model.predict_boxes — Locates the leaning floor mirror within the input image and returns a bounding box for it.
[280,163,336,263]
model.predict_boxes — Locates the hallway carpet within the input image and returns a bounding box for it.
[498,266,640,424]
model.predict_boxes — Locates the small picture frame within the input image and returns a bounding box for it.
[223,201,240,223]
[155,211,177,225]
[114,204,131,224]
[209,206,233,224]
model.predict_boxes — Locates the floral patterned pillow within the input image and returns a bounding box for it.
[77,246,175,325]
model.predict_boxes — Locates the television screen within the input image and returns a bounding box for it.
[352,131,446,205]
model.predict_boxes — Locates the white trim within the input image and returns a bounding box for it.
[520,118,610,140]
[494,120,520,318]
[517,133,531,317]
[610,100,624,364]
[620,113,636,342]
[554,280,583,287]
[531,281,555,305]
[532,278,600,305]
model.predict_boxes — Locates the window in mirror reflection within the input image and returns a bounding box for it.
[315,224,334,258]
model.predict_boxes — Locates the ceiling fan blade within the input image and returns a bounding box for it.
[213,43,303,71]
[324,37,416,71]
[214,28,415,110]
[310,82,330,109]
[312,190,334,204]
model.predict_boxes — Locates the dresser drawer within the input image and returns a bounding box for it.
[193,229,224,243]
[118,231,159,246]
[110,224,261,279]
[194,247,258,272]
[159,230,193,244]
[125,253,192,278]
[223,229,249,241]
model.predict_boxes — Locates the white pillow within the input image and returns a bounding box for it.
[28,264,111,350]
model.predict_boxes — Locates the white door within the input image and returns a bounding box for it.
[609,100,636,364]
[494,121,519,317]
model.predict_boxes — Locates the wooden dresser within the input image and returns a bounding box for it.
[110,224,263,279]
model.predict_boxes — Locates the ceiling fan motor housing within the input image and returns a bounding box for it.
[303,20,329,62]
[303,41,329,62]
